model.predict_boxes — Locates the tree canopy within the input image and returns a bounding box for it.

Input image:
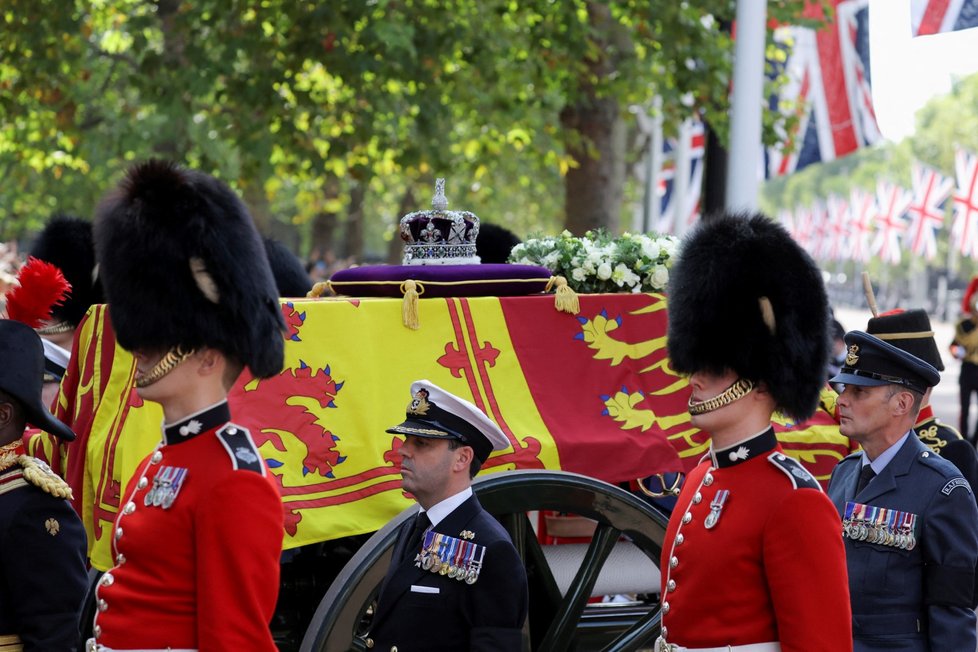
[2,0,812,259]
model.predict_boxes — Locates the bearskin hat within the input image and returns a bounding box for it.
[29,214,104,327]
[867,308,945,372]
[93,160,285,378]
[476,222,521,264]
[263,237,312,298]
[666,212,830,421]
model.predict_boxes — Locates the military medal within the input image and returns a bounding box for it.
[703,489,729,529]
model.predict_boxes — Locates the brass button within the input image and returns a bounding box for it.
[98,598,108,612]
[391,647,398,652]
[662,601,670,615]
[675,533,684,545]
[670,556,678,568]
[682,511,692,524]
[227,426,238,435]
[123,501,136,515]
[692,492,702,504]
[150,450,163,464]
[116,553,126,565]
[702,473,714,486]
[364,638,374,649]
[667,579,676,591]
[137,477,148,489]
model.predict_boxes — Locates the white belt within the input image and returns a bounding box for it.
[86,641,197,652]
[654,638,781,652]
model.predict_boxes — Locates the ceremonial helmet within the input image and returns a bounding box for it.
[94,160,286,384]
[666,212,830,420]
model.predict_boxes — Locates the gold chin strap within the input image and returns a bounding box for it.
[136,346,195,388]
[36,321,72,336]
[687,378,755,416]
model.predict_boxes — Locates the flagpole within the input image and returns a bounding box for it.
[725,0,768,213]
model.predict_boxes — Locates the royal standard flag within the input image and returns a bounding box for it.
[29,293,851,570]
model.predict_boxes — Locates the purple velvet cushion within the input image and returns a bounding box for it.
[328,264,552,298]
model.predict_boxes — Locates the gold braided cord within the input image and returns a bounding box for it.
[687,378,755,416]
[0,441,20,472]
[876,330,935,341]
[19,456,72,499]
[135,346,195,388]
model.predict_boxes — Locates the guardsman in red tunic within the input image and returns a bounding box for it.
[657,213,852,652]
[86,160,287,651]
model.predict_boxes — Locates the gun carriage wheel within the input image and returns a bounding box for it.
[299,469,670,652]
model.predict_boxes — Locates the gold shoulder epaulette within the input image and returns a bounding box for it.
[19,456,73,500]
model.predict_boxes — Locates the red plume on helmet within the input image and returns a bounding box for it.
[4,257,72,329]
[963,276,978,315]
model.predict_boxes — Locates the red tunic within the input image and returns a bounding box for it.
[93,403,283,651]
[660,428,852,651]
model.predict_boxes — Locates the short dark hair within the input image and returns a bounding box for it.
[448,438,482,479]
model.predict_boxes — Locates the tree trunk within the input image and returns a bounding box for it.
[386,186,416,264]
[152,0,189,161]
[344,182,366,263]
[560,1,628,235]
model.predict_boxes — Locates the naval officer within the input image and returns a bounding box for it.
[828,330,978,651]
[365,380,528,651]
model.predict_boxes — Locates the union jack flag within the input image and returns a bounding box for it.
[825,195,851,262]
[911,0,978,36]
[872,181,912,265]
[765,0,881,177]
[848,187,876,263]
[906,161,953,261]
[657,120,705,233]
[952,149,978,259]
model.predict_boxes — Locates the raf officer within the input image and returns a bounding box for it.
[0,320,87,650]
[828,330,978,651]
[865,309,978,496]
[365,380,528,651]
[657,213,852,651]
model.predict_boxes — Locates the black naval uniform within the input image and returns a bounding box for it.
[828,434,978,651]
[0,452,88,651]
[367,491,528,652]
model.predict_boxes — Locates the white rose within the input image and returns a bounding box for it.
[571,267,587,282]
[597,262,613,280]
[543,252,560,268]
[650,265,669,289]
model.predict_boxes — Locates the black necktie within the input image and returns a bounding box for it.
[401,511,431,563]
[855,464,876,495]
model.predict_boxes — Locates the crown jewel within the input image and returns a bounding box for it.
[399,178,481,265]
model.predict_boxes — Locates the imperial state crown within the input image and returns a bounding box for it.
[399,178,481,265]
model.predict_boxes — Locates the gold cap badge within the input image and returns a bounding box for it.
[845,344,860,367]
[407,388,431,416]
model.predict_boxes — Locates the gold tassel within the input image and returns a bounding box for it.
[547,276,580,314]
[401,279,421,329]
[308,281,332,298]
[19,456,73,499]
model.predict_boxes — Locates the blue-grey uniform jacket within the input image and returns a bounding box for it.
[828,434,978,651]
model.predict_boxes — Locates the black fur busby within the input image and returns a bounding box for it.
[477,222,521,264]
[263,237,312,298]
[29,214,104,327]
[667,212,830,420]
[93,160,285,378]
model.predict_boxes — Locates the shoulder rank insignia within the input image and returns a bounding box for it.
[416,531,485,584]
[217,424,266,475]
[20,456,72,499]
[767,452,821,491]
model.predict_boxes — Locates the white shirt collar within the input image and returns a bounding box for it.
[421,486,473,528]
[862,431,912,474]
